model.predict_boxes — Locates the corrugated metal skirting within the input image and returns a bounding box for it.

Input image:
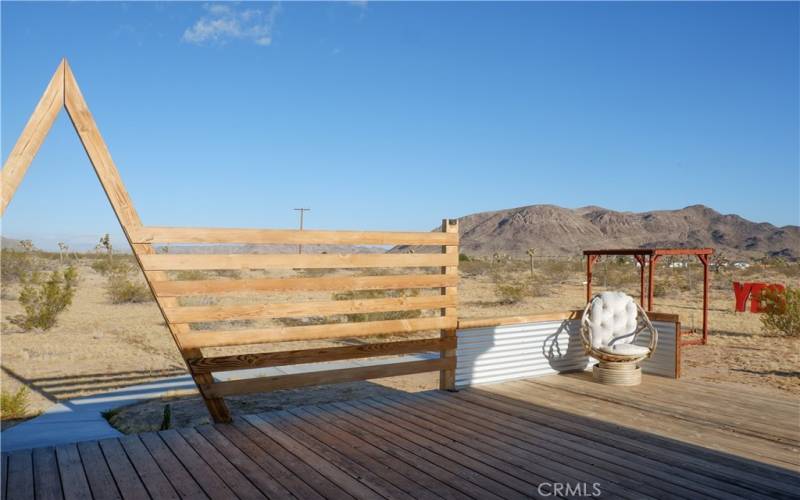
[456,319,678,388]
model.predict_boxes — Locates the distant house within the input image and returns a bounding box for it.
[668,261,689,268]
[732,261,751,270]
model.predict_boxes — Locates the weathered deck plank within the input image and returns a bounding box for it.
[3,375,798,500]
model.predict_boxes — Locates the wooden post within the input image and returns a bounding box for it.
[61,60,232,422]
[585,254,598,302]
[698,254,709,345]
[647,255,661,311]
[439,219,458,391]
[634,254,646,307]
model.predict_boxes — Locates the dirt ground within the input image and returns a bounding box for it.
[1,257,797,432]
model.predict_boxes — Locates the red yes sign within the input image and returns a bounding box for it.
[733,282,786,313]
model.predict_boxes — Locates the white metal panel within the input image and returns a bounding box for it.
[456,318,678,388]
[640,320,677,378]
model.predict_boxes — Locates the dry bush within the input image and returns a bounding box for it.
[494,275,548,304]
[459,258,494,277]
[761,287,799,337]
[495,281,528,304]
[538,259,582,282]
[175,270,210,281]
[8,266,78,331]
[90,258,130,276]
[107,267,153,304]
[1,249,34,283]
[332,289,422,322]
[1,387,30,420]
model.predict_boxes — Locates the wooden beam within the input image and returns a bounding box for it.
[140,252,458,271]
[439,219,458,391]
[179,316,457,349]
[165,294,457,324]
[151,274,459,297]
[457,309,679,330]
[200,358,453,398]
[1,60,65,215]
[188,338,454,373]
[130,226,458,246]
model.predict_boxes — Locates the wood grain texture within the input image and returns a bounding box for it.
[140,252,458,271]
[188,337,454,373]
[457,310,679,330]
[165,294,456,323]
[130,226,458,246]
[201,358,453,398]
[1,60,64,215]
[152,273,458,296]
[439,219,459,391]
[179,316,457,349]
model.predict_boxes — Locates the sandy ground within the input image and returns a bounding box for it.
[2,258,797,432]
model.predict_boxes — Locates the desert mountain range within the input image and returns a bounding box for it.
[394,204,798,260]
[448,204,799,260]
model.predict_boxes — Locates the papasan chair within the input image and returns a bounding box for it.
[580,291,658,386]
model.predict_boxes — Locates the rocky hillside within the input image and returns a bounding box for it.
[400,205,799,260]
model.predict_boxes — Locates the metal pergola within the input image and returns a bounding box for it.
[583,247,714,346]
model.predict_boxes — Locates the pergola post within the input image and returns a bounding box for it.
[698,254,709,345]
[647,255,661,311]
[633,254,646,307]
[586,254,598,302]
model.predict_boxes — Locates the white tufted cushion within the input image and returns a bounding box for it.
[586,292,639,350]
[598,343,650,356]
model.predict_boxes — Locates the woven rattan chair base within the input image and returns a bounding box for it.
[592,362,642,386]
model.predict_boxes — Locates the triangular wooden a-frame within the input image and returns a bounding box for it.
[1,60,460,425]
[1,59,232,422]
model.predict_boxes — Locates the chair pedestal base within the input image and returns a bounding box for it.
[593,362,641,386]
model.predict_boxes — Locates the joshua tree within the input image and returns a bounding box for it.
[526,248,536,277]
[99,234,113,265]
[57,242,69,266]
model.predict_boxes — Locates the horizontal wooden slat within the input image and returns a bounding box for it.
[141,253,458,271]
[200,358,453,397]
[130,226,458,246]
[457,309,679,330]
[188,338,455,373]
[152,274,459,297]
[166,295,457,324]
[179,316,457,349]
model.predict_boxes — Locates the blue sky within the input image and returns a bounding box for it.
[2,1,798,250]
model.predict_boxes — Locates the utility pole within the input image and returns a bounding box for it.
[293,208,310,254]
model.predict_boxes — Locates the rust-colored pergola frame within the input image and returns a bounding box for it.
[583,247,713,346]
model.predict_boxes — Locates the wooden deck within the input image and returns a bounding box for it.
[3,373,799,499]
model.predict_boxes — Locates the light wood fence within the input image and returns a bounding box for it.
[0,59,459,422]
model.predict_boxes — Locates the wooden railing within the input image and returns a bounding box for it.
[133,221,460,422]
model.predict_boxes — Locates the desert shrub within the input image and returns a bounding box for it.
[175,270,209,281]
[652,281,668,298]
[760,287,799,337]
[107,268,153,304]
[459,258,494,277]
[539,259,582,282]
[459,253,471,262]
[496,280,528,304]
[90,258,129,276]
[1,249,34,283]
[8,266,78,331]
[332,289,422,322]
[0,387,30,419]
[214,269,242,279]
